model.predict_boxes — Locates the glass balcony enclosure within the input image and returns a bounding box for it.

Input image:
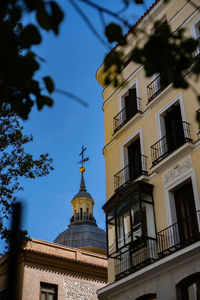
[104,181,155,258]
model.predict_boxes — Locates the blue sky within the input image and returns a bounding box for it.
[0,0,155,250]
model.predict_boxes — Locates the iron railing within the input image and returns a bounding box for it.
[114,211,200,280]
[157,210,200,257]
[151,121,192,166]
[147,75,163,102]
[114,155,148,190]
[113,97,141,133]
[115,238,157,280]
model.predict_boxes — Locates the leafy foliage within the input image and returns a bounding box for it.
[0,104,53,248]
[0,0,64,119]
[103,1,200,105]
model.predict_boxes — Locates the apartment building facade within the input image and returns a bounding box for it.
[97,0,200,299]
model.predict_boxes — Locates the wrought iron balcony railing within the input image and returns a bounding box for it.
[113,98,141,133]
[147,38,200,103]
[157,210,200,257]
[147,75,163,103]
[115,238,157,280]
[114,211,200,280]
[151,121,192,166]
[114,155,148,190]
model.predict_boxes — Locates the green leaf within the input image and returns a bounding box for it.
[49,1,64,35]
[36,95,53,110]
[43,76,54,94]
[105,23,126,45]
[36,2,51,31]
[19,25,41,48]
[134,0,144,3]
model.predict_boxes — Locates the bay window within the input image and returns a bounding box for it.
[105,181,155,259]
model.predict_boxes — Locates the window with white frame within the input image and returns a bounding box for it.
[191,17,200,57]
[152,95,191,165]
[114,81,140,133]
[117,129,147,189]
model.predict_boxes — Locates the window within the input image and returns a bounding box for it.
[177,273,200,300]
[152,95,192,166]
[105,182,156,279]
[127,138,142,181]
[191,17,200,58]
[80,207,83,220]
[113,82,140,133]
[105,181,155,257]
[122,88,138,122]
[114,131,147,190]
[40,283,57,300]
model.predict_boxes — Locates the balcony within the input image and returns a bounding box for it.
[115,238,157,280]
[157,210,200,257]
[114,210,200,281]
[147,75,163,103]
[114,155,148,190]
[113,97,141,133]
[151,121,192,166]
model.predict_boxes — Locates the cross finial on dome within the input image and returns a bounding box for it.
[78,145,89,173]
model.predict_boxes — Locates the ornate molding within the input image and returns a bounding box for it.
[163,156,193,185]
[63,279,96,300]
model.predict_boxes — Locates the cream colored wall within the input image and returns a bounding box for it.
[72,197,94,216]
[22,265,106,300]
[99,0,200,283]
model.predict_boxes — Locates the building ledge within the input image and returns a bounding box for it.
[150,142,194,173]
[97,241,200,298]
[112,112,142,138]
[146,84,173,110]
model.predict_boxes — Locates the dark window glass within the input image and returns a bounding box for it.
[40,283,57,300]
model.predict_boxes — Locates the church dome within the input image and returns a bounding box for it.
[54,158,106,253]
[54,224,107,250]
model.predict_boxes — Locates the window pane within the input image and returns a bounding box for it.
[142,202,156,238]
[188,282,200,300]
[49,294,55,300]
[130,193,139,204]
[116,201,128,216]
[131,202,142,240]
[41,292,46,300]
[108,218,116,254]
[141,192,153,203]
[117,204,131,248]
[108,210,114,220]
[123,210,131,244]
[117,215,124,248]
[40,283,57,300]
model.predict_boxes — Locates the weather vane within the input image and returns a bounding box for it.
[78,145,89,172]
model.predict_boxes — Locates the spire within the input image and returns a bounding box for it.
[78,145,89,192]
[80,169,86,192]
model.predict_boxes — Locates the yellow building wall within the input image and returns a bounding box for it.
[98,0,200,283]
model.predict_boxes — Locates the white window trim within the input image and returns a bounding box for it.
[163,166,200,228]
[190,15,200,38]
[120,127,144,170]
[155,92,186,140]
[118,78,140,112]
[190,16,200,57]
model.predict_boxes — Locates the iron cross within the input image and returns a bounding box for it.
[79,145,89,167]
